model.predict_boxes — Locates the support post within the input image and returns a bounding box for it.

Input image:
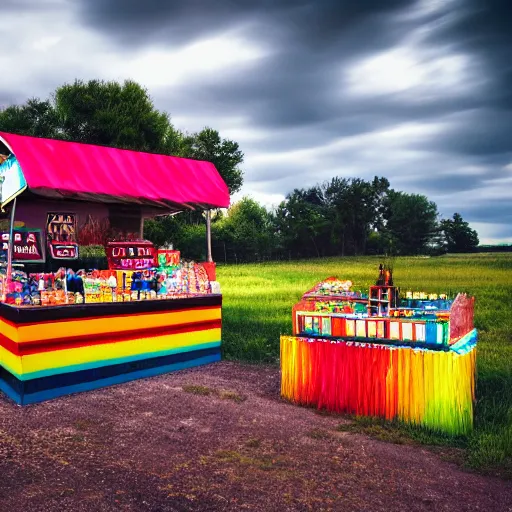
[140,216,145,239]
[6,197,17,294]
[206,209,213,263]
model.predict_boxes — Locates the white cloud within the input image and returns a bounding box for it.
[231,190,285,210]
[346,47,472,99]
[32,36,62,52]
[118,34,268,89]
[0,7,268,104]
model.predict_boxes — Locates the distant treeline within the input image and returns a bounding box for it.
[477,245,512,252]
[144,176,481,262]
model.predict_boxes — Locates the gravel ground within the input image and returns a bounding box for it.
[0,361,511,511]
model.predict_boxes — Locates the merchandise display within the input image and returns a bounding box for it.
[0,131,230,404]
[281,266,478,435]
[0,256,213,306]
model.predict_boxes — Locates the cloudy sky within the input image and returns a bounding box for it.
[1,0,511,243]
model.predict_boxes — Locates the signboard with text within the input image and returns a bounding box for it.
[0,228,45,263]
[49,242,79,260]
[47,212,79,260]
[106,241,156,270]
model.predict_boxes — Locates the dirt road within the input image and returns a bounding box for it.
[0,361,510,511]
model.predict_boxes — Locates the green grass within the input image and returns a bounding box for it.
[216,253,512,474]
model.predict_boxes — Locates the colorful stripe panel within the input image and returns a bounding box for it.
[280,329,477,436]
[0,296,222,404]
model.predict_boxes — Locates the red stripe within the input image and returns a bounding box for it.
[0,335,20,355]
[0,305,220,330]
[0,319,221,356]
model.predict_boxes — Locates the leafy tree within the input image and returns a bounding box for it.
[143,215,184,248]
[440,213,479,253]
[182,128,244,195]
[384,191,439,255]
[0,98,59,138]
[217,198,274,262]
[274,186,330,258]
[54,79,183,154]
[323,176,390,255]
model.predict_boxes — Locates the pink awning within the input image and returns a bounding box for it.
[0,132,230,211]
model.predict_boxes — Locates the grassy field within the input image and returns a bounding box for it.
[217,253,512,474]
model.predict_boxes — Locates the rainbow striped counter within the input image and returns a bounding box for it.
[280,277,477,436]
[281,330,476,436]
[0,295,222,405]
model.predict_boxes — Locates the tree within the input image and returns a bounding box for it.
[274,186,330,258]
[440,213,479,253]
[0,98,59,138]
[143,215,184,249]
[323,176,390,255]
[54,79,183,154]
[182,128,244,195]
[384,191,439,255]
[217,198,274,262]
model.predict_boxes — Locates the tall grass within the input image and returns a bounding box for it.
[217,253,512,473]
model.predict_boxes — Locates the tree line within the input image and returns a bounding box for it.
[0,79,479,262]
[145,178,479,262]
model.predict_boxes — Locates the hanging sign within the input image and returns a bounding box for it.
[0,228,45,263]
[49,243,79,260]
[46,212,79,260]
[0,155,27,209]
[106,241,156,270]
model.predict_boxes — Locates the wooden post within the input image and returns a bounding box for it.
[206,209,212,263]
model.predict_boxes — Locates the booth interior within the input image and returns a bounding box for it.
[0,131,229,405]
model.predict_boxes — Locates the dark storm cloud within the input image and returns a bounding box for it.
[408,174,488,195]
[424,0,512,109]
[75,0,412,50]
[74,0,490,129]
[78,0,423,135]
[414,110,512,162]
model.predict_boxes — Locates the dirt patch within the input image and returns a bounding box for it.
[0,361,511,511]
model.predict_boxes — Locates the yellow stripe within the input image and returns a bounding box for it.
[2,307,221,344]
[20,327,221,374]
[0,345,23,375]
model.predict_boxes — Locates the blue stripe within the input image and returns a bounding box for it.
[0,376,22,404]
[450,329,478,354]
[19,341,221,381]
[20,353,221,405]
[0,353,221,405]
